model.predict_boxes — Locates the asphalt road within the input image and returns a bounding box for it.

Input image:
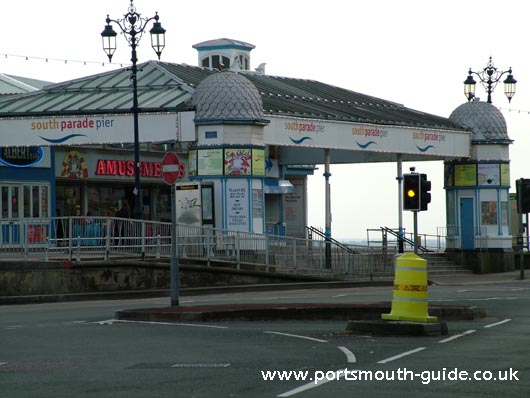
[1,281,530,398]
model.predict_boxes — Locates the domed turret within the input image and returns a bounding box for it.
[192,71,267,125]
[449,101,511,143]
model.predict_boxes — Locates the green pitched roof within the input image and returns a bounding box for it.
[0,60,465,132]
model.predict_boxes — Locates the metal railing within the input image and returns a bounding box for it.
[0,216,395,279]
[366,227,446,253]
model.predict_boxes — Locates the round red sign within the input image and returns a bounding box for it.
[161,152,183,185]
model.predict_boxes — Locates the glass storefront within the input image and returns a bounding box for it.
[1,183,49,219]
[56,182,171,220]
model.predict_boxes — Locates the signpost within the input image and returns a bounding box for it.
[162,152,183,306]
[161,151,183,185]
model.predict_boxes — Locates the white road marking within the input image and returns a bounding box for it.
[431,297,522,302]
[377,347,427,364]
[0,362,8,366]
[5,325,23,330]
[36,323,55,328]
[338,346,357,363]
[277,368,349,397]
[95,319,228,329]
[457,289,468,293]
[62,320,88,325]
[438,329,476,343]
[484,319,512,328]
[332,294,349,298]
[171,363,230,368]
[264,331,328,343]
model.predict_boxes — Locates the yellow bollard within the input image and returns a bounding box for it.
[382,253,437,323]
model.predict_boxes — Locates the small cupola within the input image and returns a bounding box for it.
[192,38,255,71]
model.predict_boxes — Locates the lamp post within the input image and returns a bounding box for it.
[101,0,166,219]
[463,56,516,104]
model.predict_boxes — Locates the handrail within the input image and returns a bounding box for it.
[380,226,431,253]
[0,216,396,279]
[306,226,356,254]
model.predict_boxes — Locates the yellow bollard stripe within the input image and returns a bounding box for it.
[393,284,428,292]
[395,266,427,271]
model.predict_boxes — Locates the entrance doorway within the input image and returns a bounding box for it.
[460,197,475,250]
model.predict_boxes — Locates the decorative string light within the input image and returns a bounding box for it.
[498,106,530,115]
[0,53,128,68]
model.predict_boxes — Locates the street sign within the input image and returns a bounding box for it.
[161,152,183,185]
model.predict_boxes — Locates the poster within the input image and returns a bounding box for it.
[252,149,265,176]
[454,164,477,186]
[478,164,499,186]
[226,179,249,230]
[197,148,223,175]
[252,189,263,218]
[224,148,252,175]
[175,183,202,227]
[481,201,497,225]
[501,163,510,186]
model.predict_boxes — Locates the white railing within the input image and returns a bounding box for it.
[0,217,395,279]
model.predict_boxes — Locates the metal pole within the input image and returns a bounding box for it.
[324,149,332,269]
[397,154,404,253]
[517,179,525,280]
[170,183,180,306]
[413,211,418,254]
[131,39,142,219]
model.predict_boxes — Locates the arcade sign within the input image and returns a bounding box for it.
[0,146,44,167]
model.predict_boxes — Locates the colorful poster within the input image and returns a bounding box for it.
[224,148,252,175]
[481,201,498,225]
[61,150,89,179]
[454,164,476,186]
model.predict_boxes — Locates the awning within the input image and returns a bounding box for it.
[264,179,294,194]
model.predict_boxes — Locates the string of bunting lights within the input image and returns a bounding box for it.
[498,106,530,115]
[0,53,128,68]
[2,52,530,116]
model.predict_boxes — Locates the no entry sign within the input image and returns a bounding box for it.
[161,152,183,185]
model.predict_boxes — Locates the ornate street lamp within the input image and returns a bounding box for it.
[464,56,516,104]
[101,0,166,218]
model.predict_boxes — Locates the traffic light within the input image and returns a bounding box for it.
[420,173,431,211]
[403,173,420,211]
[516,178,530,214]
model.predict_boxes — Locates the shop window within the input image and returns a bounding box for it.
[0,183,50,219]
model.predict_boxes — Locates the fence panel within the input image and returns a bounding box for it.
[1,216,403,278]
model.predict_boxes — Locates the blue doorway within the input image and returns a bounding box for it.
[460,197,474,250]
